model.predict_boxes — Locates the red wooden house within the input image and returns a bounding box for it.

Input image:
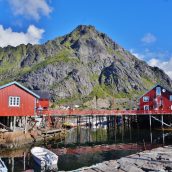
[0,81,40,116]
[33,90,50,110]
[139,84,172,111]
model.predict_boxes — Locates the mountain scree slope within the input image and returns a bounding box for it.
[0,25,171,108]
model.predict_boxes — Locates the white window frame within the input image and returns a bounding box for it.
[9,96,20,107]
[144,105,149,110]
[143,96,149,102]
[156,87,161,96]
[170,95,172,101]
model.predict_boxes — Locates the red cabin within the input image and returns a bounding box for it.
[0,81,40,116]
[33,90,50,110]
[139,84,172,111]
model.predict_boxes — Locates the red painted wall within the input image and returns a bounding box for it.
[0,85,36,116]
[139,85,172,111]
[36,99,49,109]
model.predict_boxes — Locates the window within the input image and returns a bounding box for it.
[143,96,149,102]
[144,105,149,110]
[156,87,161,96]
[170,95,172,101]
[9,96,20,107]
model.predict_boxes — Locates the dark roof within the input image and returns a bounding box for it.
[33,90,50,99]
[0,81,40,98]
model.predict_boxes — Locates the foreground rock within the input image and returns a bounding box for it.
[68,146,172,172]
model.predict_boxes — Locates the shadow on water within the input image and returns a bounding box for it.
[1,124,172,171]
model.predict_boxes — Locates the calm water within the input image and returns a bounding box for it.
[1,126,172,172]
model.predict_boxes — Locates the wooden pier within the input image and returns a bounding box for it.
[41,129,66,140]
[40,109,172,116]
[37,109,172,132]
[42,129,62,135]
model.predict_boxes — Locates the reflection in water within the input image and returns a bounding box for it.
[61,126,163,146]
[1,124,172,172]
[58,150,136,171]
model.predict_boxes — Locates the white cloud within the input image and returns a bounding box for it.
[130,49,145,60]
[130,48,172,79]
[148,58,160,66]
[9,0,52,20]
[141,33,157,44]
[0,25,44,47]
[148,57,172,79]
[130,48,170,61]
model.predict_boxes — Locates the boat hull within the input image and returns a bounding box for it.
[31,147,58,169]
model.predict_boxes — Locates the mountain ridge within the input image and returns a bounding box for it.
[0,25,171,108]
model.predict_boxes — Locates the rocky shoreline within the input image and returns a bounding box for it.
[67,146,172,172]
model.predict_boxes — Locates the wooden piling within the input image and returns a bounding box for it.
[13,116,16,131]
[24,116,28,133]
[149,114,152,130]
[161,114,164,129]
[149,114,152,143]
[10,117,13,130]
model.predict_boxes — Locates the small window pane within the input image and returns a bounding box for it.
[16,97,20,105]
[143,96,149,102]
[10,97,13,104]
[156,87,161,96]
[170,95,172,101]
[144,105,149,110]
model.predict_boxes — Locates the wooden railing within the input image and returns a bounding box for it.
[0,122,12,131]
[37,109,172,116]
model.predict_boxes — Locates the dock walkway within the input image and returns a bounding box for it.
[41,129,66,140]
[42,129,62,135]
[66,146,172,172]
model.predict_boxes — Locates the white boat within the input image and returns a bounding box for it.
[31,147,58,168]
[0,158,8,172]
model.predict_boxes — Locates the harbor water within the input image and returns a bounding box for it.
[1,124,172,171]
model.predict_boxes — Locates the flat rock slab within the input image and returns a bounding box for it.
[66,146,172,172]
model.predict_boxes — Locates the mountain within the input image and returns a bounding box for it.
[0,25,171,108]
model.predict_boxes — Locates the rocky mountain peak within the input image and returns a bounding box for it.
[0,25,171,109]
[73,25,118,46]
[74,25,96,33]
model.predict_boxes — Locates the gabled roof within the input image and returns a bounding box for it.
[0,81,40,98]
[139,83,172,99]
[32,90,50,99]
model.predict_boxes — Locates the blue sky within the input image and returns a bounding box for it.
[0,0,172,78]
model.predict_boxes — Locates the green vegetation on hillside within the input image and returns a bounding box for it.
[0,25,171,110]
